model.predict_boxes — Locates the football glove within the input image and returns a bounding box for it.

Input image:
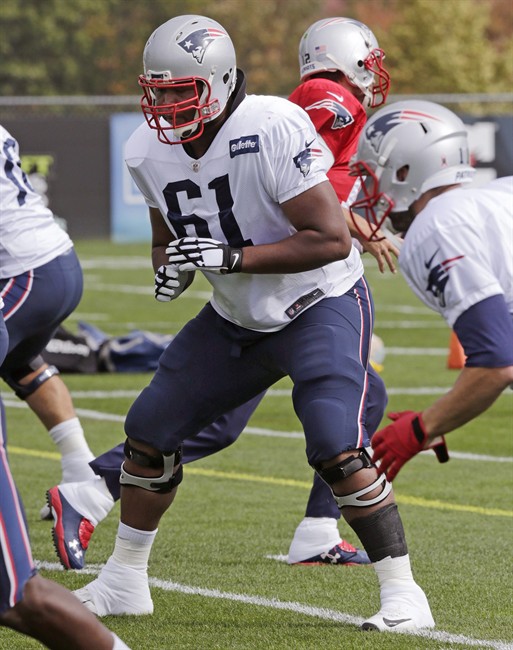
[154,265,188,302]
[166,237,243,274]
[371,410,449,482]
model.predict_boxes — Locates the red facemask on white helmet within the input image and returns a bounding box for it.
[299,17,390,108]
[349,100,475,240]
[139,15,237,145]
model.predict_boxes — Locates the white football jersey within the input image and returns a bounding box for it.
[399,176,513,326]
[0,125,72,278]
[126,94,363,331]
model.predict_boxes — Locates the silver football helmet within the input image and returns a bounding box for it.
[298,17,390,108]
[139,15,237,144]
[349,100,475,239]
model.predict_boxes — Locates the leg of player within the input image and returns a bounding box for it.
[287,474,369,565]
[288,365,387,565]
[0,254,96,502]
[48,340,386,571]
[284,284,432,632]
[73,438,183,617]
[19,364,96,483]
[318,448,434,632]
[0,376,130,648]
[0,574,131,650]
[47,394,266,570]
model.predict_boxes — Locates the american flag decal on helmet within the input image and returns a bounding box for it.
[178,28,227,64]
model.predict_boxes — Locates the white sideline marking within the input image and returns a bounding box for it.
[3,398,512,463]
[34,560,513,649]
[387,346,446,355]
[376,320,447,328]
[85,282,212,300]
[81,257,149,269]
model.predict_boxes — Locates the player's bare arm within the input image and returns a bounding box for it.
[421,364,513,439]
[240,181,352,274]
[150,207,177,271]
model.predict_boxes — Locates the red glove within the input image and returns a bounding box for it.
[371,410,449,482]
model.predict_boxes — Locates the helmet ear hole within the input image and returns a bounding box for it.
[396,165,409,182]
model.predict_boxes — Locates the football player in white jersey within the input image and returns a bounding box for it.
[47,16,401,572]
[71,15,434,632]
[348,99,513,481]
[0,125,97,503]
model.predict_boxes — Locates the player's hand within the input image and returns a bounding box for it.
[371,410,449,481]
[348,211,400,273]
[154,265,188,302]
[166,237,243,274]
[361,235,399,274]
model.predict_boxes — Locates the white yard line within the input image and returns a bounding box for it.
[34,560,513,649]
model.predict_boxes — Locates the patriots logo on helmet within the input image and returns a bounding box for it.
[178,28,227,64]
[366,110,443,153]
[293,139,323,177]
[306,94,355,130]
[425,249,464,307]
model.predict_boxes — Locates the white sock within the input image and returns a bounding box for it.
[112,522,157,570]
[111,633,131,650]
[287,517,342,563]
[48,417,96,482]
[373,554,414,587]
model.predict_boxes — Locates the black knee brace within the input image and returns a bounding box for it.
[2,355,59,400]
[119,439,183,494]
[317,448,392,508]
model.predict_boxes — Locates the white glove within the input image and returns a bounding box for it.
[166,237,243,274]
[154,265,188,302]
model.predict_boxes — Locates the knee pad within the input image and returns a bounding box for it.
[119,439,183,494]
[2,356,60,400]
[317,447,392,508]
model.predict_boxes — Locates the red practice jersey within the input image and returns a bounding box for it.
[289,78,367,204]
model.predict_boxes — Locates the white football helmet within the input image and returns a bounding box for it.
[298,17,390,108]
[349,100,475,239]
[139,15,237,144]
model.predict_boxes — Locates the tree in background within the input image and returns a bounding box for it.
[0,0,511,112]
[368,0,512,94]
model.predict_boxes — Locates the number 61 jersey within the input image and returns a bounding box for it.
[125,92,363,332]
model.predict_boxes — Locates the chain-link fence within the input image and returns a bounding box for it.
[1,93,513,117]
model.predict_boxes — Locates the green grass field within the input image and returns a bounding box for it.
[1,241,512,650]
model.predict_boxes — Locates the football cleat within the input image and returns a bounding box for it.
[293,539,371,566]
[47,486,94,570]
[362,579,435,632]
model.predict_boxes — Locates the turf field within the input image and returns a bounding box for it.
[2,241,512,650]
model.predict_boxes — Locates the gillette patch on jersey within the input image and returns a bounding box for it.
[285,288,325,319]
[229,135,260,158]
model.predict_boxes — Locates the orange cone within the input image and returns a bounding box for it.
[447,331,466,369]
